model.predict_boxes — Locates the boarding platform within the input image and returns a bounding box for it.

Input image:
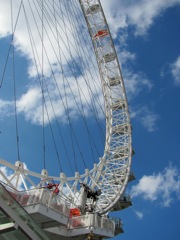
[0,182,124,239]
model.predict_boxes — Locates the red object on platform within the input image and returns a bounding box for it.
[93,29,109,39]
[70,208,81,217]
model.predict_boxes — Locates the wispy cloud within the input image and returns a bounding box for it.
[140,111,160,132]
[124,70,153,99]
[0,100,14,120]
[119,50,136,65]
[131,106,160,132]
[171,56,180,85]
[130,163,180,207]
[134,210,144,220]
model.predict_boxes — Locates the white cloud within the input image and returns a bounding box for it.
[100,1,128,39]
[0,166,12,181]
[131,106,159,132]
[171,56,180,85]
[17,87,41,112]
[134,210,144,220]
[101,0,180,36]
[141,111,160,132]
[0,99,14,120]
[119,50,136,65]
[124,0,180,36]
[130,163,180,207]
[124,70,153,99]
[101,0,180,102]
[101,1,155,103]
[0,163,28,190]
[15,71,103,125]
[0,1,104,125]
[131,174,163,201]
[0,0,91,78]
[2,0,178,126]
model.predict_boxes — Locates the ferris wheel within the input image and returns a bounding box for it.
[0,0,133,238]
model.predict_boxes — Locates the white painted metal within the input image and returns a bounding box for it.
[0,181,123,239]
[78,0,132,214]
[0,195,50,240]
[0,222,17,232]
[0,0,132,217]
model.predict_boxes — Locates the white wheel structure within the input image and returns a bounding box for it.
[0,0,133,238]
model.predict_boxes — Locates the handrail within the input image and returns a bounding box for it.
[0,182,51,240]
[68,213,115,233]
[0,181,70,217]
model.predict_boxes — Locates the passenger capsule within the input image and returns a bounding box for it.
[102,53,116,63]
[109,76,121,86]
[86,4,100,15]
[93,29,109,39]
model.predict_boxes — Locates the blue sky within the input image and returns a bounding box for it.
[100,0,180,239]
[0,0,180,239]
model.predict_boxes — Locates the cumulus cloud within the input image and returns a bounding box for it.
[101,0,180,104]
[130,163,180,207]
[15,70,103,125]
[101,0,159,104]
[1,0,179,126]
[171,56,180,85]
[100,1,128,39]
[0,0,82,78]
[0,0,104,125]
[101,0,180,36]
[123,0,180,36]
[131,105,160,132]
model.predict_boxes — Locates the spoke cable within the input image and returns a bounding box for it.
[23,1,63,173]
[6,0,108,175]
[0,1,23,88]
[11,0,21,161]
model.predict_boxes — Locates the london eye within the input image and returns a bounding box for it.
[0,0,134,239]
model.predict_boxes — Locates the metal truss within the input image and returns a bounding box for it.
[0,0,132,215]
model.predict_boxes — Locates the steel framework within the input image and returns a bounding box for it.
[0,0,132,220]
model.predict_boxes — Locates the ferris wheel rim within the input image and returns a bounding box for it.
[78,0,132,213]
[0,0,132,215]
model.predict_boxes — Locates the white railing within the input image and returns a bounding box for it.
[3,185,70,217]
[20,188,70,217]
[68,214,115,234]
[2,182,118,235]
